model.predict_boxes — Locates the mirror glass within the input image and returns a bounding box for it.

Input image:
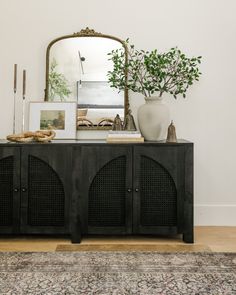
[46,34,126,130]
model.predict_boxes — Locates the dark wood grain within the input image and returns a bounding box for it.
[0,141,193,243]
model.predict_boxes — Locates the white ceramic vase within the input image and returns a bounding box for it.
[137,96,170,141]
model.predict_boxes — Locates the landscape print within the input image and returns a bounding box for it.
[40,110,65,130]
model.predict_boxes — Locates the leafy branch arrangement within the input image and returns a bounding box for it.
[108,41,202,98]
[48,58,72,101]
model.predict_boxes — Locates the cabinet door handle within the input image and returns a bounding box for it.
[135,188,139,192]
[127,188,132,193]
[13,188,19,193]
[21,188,27,192]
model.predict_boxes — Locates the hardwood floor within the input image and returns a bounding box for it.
[0,226,235,252]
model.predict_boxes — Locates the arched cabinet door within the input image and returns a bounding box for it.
[72,146,132,235]
[133,145,186,236]
[0,147,20,233]
[20,146,71,234]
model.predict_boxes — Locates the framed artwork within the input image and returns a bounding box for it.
[29,102,77,139]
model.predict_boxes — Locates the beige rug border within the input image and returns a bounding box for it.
[56,244,212,252]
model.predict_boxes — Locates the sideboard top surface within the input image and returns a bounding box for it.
[0,139,193,147]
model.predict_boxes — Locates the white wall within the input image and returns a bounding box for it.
[0,0,236,225]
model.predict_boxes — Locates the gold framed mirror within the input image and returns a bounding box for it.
[44,27,129,130]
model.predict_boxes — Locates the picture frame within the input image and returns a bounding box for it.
[29,102,77,139]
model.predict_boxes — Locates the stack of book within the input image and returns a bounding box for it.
[106,131,144,143]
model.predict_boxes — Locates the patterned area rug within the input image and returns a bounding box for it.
[0,252,235,294]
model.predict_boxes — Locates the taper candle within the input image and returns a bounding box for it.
[23,70,26,97]
[14,64,17,93]
[13,64,18,134]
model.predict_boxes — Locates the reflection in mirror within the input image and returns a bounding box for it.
[46,32,127,130]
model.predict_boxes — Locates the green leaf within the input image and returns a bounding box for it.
[107,41,202,99]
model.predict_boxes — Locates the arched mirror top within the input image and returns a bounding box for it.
[44,27,129,130]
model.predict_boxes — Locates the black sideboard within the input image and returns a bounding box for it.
[0,140,193,243]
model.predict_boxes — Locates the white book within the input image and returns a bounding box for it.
[107,134,142,138]
[108,130,140,134]
[108,130,140,133]
[108,131,142,138]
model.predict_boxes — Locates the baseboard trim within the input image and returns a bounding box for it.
[195,205,236,226]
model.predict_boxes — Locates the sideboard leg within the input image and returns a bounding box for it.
[71,232,81,243]
[183,231,194,243]
[183,145,194,244]
[71,214,82,244]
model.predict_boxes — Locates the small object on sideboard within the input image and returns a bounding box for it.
[6,130,56,143]
[166,121,177,143]
[107,137,144,143]
[112,114,123,131]
[123,109,137,131]
[107,130,144,143]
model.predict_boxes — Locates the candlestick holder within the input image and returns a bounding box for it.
[13,64,17,134]
[22,70,26,132]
